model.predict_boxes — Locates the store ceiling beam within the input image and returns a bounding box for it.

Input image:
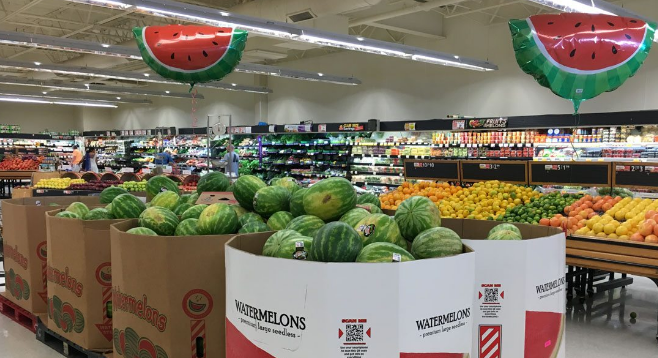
[0,58,273,94]
[0,88,151,104]
[349,0,467,27]
[65,0,498,71]
[0,30,362,85]
[0,76,206,99]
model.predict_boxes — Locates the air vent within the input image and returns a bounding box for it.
[288,10,316,23]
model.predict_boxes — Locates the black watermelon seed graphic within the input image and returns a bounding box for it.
[612,46,618,54]
[575,22,582,28]
[570,49,576,57]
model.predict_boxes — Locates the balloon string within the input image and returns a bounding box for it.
[191,88,198,128]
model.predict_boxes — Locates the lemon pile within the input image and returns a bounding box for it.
[439,180,542,220]
[575,197,658,240]
[34,178,85,189]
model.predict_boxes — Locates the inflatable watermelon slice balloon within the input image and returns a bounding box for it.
[134,25,247,87]
[509,13,655,113]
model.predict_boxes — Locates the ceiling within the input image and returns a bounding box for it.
[0,0,647,99]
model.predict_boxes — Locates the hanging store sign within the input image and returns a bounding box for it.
[338,123,365,131]
[284,124,312,133]
[452,120,466,130]
[467,118,508,129]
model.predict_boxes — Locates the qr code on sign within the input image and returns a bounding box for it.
[346,324,364,342]
[484,288,499,303]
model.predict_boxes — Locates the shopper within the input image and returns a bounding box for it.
[223,145,240,178]
[70,144,83,172]
[154,148,175,166]
[83,148,99,173]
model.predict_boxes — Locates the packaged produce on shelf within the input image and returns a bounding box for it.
[0,156,43,170]
[573,197,658,243]
[34,177,85,189]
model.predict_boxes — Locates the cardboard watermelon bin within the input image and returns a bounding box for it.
[1,196,101,314]
[443,219,566,358]
[44,208,125,352]
[225,231,476,358]
[110,219,236,358]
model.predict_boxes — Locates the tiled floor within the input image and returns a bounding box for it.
[1,275,657,357]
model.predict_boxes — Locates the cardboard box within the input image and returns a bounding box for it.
[196,192,237,205]
[11,187,33,199]
[2,196,101,314]
[31,171,61,186]
[110,220,233,358]
[225,232,476,358]
[447,219,566,358]
[45,208,124,351]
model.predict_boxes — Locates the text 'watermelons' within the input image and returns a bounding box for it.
[134,25,248,86]
[509,13,655,113]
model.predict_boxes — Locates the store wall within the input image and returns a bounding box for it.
[0,102,82,133]
[267,0,658,124]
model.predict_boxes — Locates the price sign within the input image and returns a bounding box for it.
[60,165,72,171]
[530,161,610,186]
[142,168,151,174]
[404,160,460,181]
[461,160,528,184]
[164,166,173,174]
[105,167,113,173]
[613,162,658,189]
[120,167,134,173]
[182,169,192,175]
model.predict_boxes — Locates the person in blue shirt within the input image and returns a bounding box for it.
[223,145,240,177]
[154,149,175,165]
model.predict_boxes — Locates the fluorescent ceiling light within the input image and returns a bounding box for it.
[525,0,657,41]
[0,95,118,107]
[0,88,151,104]
[0,30,361,85]
[34,61,41,66]
[66,0,498,71]
[0,59,272,94]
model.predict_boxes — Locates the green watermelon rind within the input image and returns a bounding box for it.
[83,208,114,220]
[239,212,264,227]
[126,227,159,236]
[238,221,270,234]
[181,204,208,220]
[312,222,363,263]
[262,230,303,257]
[289,188,308,217]
[302,177,357,222]
[100,186,129,204]
[394,196,442,242]
[411,227,463,260]
[111,194,147,219]
[488,223,522,238]
[150,191,181,211]
[145,176,180,200]
[357,193,381,208]
[66,202,90,218]
[355,214,405,248]
[274,236,314,260]
[286,215,325,238]
[197,203,239,235]
[253,186,291,218]
[509,17,656,111]
[55,211,80,219]
[267,211,294,230]
[196,172,230,194]
[488,229,522,241]
[233,175,267,211]
[134,27,248,85]
[138,207,180,236]
[339,208,370,228]
[356,242,415,263]
[175,218,200,236]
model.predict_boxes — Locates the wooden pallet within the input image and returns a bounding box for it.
[0,293,37,332]
[36,317,110,358]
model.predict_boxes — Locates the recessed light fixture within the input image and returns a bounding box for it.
[454,55,459,59]
[231,83,237,87]
[101,44,111,48]
[143,73,150,77]
[42,91,47,94]
[34,62,41,66]
[116,96,121,99]
[318,73,324,77]
[165,90,170,94]
[356,37,365,41]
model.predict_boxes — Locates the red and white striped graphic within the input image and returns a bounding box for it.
[191,319,206,358]
[101,287,112,324]
[479,325,501,358]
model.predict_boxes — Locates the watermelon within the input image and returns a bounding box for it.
[312,222,362,262]
[196,171,230,194]
[273,177,300,194]
[181,204,208,220]
[286,215,325,237]
[357,193,381,208]
[411,227,463,259]
[150,191,181,211]
[303,177,356,221]
[289,188,308,217]
[233,175,267,211]
[262,230,303,257]
[267,211,294,230]
[55,211,79,219]
[510,13,656,112]
[488,229,522,241]
[253,186,290,217]
[83,208,114,220]
[355,214,405,248]
[274,236,313,260]
[100,186,129,204]
[356,242,415,263]
[66,202,90,218]
[126,227,158,236]
[231,204,249,218]
[139,207,180,236]
[238,221,270,234]
[48,203,61,207]
[358,203,382,214]
[395,196,442,242]
[175,218,199,236]
[73,309,84,333]
[146,176,180,200]
[106,203,113,212]
[134,25,248,86]
[488,223,522,238]
[339,208,370,228]
[174,203,193,216]
[186,192,200,205]
[239,212,264,226]
[525,311,565,358]
[111,194,147,219]
[197,203,239,235]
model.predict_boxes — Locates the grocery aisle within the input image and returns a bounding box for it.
[1,278,658,357]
